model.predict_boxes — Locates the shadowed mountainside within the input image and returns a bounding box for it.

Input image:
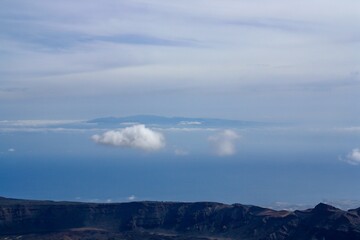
[0,197,360,240]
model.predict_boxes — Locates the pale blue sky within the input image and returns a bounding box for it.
[0,0,359,123]
[0,0,360,208]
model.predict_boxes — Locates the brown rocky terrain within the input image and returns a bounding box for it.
[0,197,360,240]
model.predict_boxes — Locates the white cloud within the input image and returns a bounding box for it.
[0,127,97,134]
[0,120,92,133]
[334,127,360,133]
[1,0,359,123]
[178,121,202,125]
[269,201,313,211]
[208,130,239,156]
[343,148,360,165]
[92,124,165,151]
[120,122,141,126]
[0,120,80,127]
[127,195,136,201]
[323,199,360,210]
[8,148,15,152]
[158,127,217,132]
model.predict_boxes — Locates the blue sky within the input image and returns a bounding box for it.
[0,0,360,209]
[1,0,359,123]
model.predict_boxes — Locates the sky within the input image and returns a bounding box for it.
[0,0,360,209]
[1,0,359,123]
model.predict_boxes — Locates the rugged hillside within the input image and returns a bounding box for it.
[0,197,360,240]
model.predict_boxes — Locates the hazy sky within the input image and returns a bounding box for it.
[1,0,359,123]
[1,1,360,208]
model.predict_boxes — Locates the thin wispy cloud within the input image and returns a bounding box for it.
[208,130,239,156]
[97,34,198,47]
[92,125,165,151]
[1,0,359,122]
[178,121,202,125]
[225,17,314,32]
[0,120,80,127]
[334,127,360,133]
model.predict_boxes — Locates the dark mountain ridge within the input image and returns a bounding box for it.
[1,197,360,240]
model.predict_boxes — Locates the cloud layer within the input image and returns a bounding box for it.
[92,125,165,151]
[209,130,239,156]
[1,0,359,122]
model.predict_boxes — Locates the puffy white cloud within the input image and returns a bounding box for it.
[208,130,239,156]
[343,148,360,165]
[92,124,165,151]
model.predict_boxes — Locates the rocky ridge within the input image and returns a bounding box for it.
[0,197,359,240]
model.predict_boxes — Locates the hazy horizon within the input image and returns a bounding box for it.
[1,0,359,211]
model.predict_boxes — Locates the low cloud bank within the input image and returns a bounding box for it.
[92,125,165,151]
[178,121,202,125]
[208,130,239,156]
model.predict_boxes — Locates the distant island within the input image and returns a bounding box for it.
[1,196,359,240]
[87,115,269,128]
